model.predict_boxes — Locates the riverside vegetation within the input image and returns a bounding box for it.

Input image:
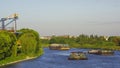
[0,28,43,66]
[41,35,120,50]
[1,29,120,66]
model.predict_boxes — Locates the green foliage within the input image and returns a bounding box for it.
[18,28,43,56]
[19,33,37,55]
[0,31,17,60]
[108,36,120,46]
[49,36,76,44]
[8,32,17,57]
[40,39,49,47]
[0,54,26,66]
[0,28,44,65]
[11,44,17,57]
[47,34,119,50]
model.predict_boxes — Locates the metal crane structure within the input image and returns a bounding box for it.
[0,13,18,32]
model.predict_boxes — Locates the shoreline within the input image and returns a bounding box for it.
[0,56,37,67]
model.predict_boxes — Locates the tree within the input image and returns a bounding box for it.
[0,31,16,59]
[17,28,42,56]
[108,36,120,46]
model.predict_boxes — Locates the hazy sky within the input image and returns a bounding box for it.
[0,0,120,36]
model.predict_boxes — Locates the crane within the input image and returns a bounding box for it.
[0,13,18,32]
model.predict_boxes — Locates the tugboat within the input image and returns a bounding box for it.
[68,52,88,60]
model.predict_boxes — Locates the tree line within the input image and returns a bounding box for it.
[41,34,120,50]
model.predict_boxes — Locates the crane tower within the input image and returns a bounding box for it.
[0,13,18,32]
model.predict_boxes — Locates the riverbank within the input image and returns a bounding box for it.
[0,51,44,67]
[43,44,120,51]
[0,47,44,67]
[0,56,36,67]
[76,44,120,51]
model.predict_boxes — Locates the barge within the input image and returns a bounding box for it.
[68,52,88,60]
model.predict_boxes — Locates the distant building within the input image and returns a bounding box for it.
[40,35,77,40]
[40,36,51,40]
[57,35,77,38]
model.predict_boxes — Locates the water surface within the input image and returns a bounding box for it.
[1,48,120,68]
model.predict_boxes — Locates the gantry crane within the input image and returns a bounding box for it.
[0,13,18,32]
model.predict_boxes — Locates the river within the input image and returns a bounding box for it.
[1,48,120,68]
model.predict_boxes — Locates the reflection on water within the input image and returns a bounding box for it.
[1,48,120,68]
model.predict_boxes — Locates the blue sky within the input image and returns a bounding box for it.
[0,0,120,36]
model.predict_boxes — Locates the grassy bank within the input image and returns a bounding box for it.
[43,43,120,50]
[0,54,43,67]
[0,48,44,67]
[69,43,120,50]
